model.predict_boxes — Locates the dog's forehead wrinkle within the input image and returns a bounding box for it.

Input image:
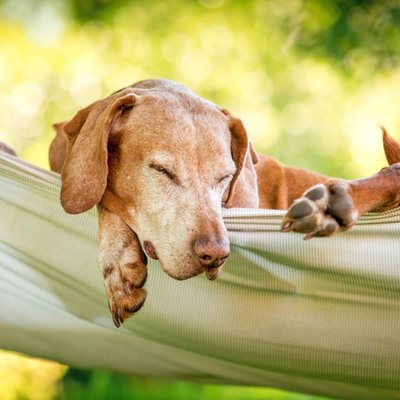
[130,79,214,111]
[122,89,228,151]
[137,87,222,125]
[192,136,235,176]
[148,152,175,166]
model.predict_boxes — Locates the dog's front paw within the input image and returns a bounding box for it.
[102,256,147,327]
[97,207,148,327]
[98,238,148,327]
[106,283,147,328]
[282,182,357,239]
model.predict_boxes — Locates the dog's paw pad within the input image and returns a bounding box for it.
[328,183,356,228]
[283,208,325,235]
[303,217,339,240]
[282,182,356,238]
[286,198,315,220]
[304,184,329,209]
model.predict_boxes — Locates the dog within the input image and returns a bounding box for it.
[46,79,400,327]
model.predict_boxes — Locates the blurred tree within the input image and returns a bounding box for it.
[64,0,400,76]
[298,0,400,76]
[69,0,124,22]
[0,0,399,175]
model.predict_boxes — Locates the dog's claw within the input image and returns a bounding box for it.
[118,308,124,325]
[123,281,132,295]
[107,287,147,327]
[303,233,315,241]
[112,311,121,328]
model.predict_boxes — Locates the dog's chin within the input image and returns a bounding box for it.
[161,265,205,281]
[153,248,226,281]
[205,266,222,280]
[160,261,225,281]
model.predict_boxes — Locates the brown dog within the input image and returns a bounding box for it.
[48,79,400,327]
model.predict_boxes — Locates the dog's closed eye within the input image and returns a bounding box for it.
[217,174,233,184]
[213,173,234,189]
[149,163,179,184]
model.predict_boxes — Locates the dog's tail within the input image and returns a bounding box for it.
[382,127,400,165]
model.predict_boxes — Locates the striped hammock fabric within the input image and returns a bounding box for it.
[0,151,399,400]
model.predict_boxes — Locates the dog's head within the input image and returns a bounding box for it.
[57,79,258,280]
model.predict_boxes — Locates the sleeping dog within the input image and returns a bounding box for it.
[48,79,400,326]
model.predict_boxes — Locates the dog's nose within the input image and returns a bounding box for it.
[192,235,230,268]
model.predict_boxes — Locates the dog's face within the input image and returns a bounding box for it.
[109,92,238,280]
[59,81,258,280]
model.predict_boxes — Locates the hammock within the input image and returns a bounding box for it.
[0,152,399,400]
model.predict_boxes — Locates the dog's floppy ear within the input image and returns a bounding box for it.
[221,109,259,208]
[49,121,68,173]
[61,92,137,214]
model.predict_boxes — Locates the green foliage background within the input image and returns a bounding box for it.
[1,0,399,399]
[1,0,400,178]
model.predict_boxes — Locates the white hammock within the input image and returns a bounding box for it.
[0,152,399,400]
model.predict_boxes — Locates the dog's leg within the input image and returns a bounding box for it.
[282,170,400,239]
[282,131,400,238]
[97,205,147,327]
